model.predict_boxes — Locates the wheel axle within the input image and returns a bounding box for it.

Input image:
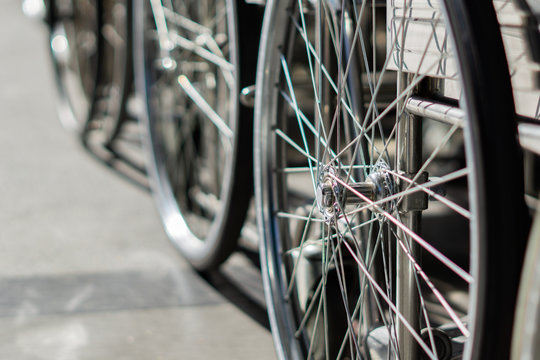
[316,162,395,222]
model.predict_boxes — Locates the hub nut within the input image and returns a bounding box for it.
[316,167,340,223]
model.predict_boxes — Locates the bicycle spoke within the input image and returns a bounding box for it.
[329,172,473,283]
[281,54,318,193]
[177,75,233,139]
[170,33,234,72]
[344,168,470,219]
[330,219,438,359]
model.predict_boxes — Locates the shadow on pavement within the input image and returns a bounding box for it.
[81,120,271,331]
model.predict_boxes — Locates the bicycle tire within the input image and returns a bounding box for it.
[83,0,133,147]
[254,0,528,358]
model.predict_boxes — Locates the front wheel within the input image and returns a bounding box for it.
[254,0,527,358]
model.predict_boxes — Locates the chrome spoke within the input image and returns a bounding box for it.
[170,33,234,72]
[337,230,438,359]
[275,129,319,163]
[329,172,473,283]
[177,75,233,139]
[344,168,470,219]
[163,6,213,35]
[396,234,470,337]
[281,54,318,193]
[329,62,439,165]
[276,211,325,222]
[149,0,173,54]
[387,169,471,219]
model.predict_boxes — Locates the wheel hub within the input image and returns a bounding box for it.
[316,162,395,223]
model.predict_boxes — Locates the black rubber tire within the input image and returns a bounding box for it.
[448,1,529,358]
[254,0,528,358]
[82,0,133,148]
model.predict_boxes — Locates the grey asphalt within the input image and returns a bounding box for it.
[0,1,275,359]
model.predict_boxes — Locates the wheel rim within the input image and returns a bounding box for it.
[139,0,239,264]
[50,0,99,131]
[256,1,484,358]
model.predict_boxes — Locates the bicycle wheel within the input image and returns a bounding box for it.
[134,0,250,270]
[254,0,527,358]
[49,0,100,132]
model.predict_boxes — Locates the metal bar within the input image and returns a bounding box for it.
[149,0,173,55]
[405,96,464,127]
[396,75,422,360]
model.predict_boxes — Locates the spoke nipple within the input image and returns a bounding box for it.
[240,85,256,107]
[161,56,177,71]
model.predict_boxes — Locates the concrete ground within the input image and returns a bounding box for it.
[0,1,275,359]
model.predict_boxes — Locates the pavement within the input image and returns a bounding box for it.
[0,1,275,359]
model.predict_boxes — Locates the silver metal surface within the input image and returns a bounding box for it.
[177,74,234,138]
[240,84,256,107]
[519,122,540,155]
[405,96,464,127]
[395,73,422,360]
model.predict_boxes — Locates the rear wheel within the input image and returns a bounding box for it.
[254,0,527,358]
[135,0,250,270]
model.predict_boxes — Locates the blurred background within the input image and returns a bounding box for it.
[0,1,275,358]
